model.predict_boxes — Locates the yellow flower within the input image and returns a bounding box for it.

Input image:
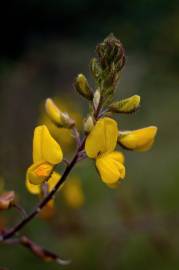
[26,171,61,195]
[118,126,158,151]
[26,162,53,185]
[62,177,85,208]
[26,125,63,185]
[85,117,125,185]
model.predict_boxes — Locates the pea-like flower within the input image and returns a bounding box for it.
[26,125,63,186]
[118,126,158,151]
[26,171,61,195]
[85,117,125,185]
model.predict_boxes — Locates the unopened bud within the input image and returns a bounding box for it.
[45,98,61,125]
[109,95,141,113]
[84,116,94,133]
[93,89,101,110]
[74,74,93,100]
[0,191,15,210]
[96,34,126,72]
[45,98,75,128]
[60,112,75,128]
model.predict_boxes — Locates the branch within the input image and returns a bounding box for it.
[12,204,27,218]
[20,235,70,265]
[0,137,86,241]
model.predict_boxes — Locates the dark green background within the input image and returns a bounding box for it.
[0,1,179,269]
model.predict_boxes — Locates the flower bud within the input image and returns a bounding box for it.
[93,34,126,98]
[74,74,93,100]
[109,95,141,114]
[118,126,158,151]
[93,89,101,110]
[96,33,126,72]
[0,191,15,210]
[45,98,61,125]
[45,98,75,128]
[84,116,94,133]
[60,112,75,128]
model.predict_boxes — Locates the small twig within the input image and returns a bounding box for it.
[20,235,70,266]
[4,237,20,245]
[77,150,87,162]
[12,204,27,218]
[63,159,70,166]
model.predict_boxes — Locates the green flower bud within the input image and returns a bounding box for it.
[109,95,141,113]
[74,74,93,100]
[96,33,126,72]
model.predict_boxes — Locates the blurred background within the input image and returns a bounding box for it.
[0,0,179,269]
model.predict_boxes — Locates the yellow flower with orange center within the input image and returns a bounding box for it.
[26,125,63,186]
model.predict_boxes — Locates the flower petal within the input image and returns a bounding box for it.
[26,162,53,185]
[96,151,125,184]
[33,125,63,164]
[48,172,61,192]
[26,179,41,195]
[85,117,118,158]
[45,98,61,125]
[118,126,158,151]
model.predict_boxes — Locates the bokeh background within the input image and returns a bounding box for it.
[0,1,179,269]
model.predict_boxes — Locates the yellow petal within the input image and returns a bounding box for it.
[26,179,41,195]
[119,126,158,151]
[45,98,62,125]
[48,172,61,192]
[33,125,63,164]
[85,117,118,158]
[26,162,53,185]
[96,151,125,185]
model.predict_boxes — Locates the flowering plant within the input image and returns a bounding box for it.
[0,34,157,266]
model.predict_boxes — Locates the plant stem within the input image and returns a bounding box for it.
[1,138,86,241]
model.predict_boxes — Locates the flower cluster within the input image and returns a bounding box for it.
[0,34,158,266]
[25,34,158,194]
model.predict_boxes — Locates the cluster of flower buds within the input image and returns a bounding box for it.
[72,34,158,187]
[90,34,126,104]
